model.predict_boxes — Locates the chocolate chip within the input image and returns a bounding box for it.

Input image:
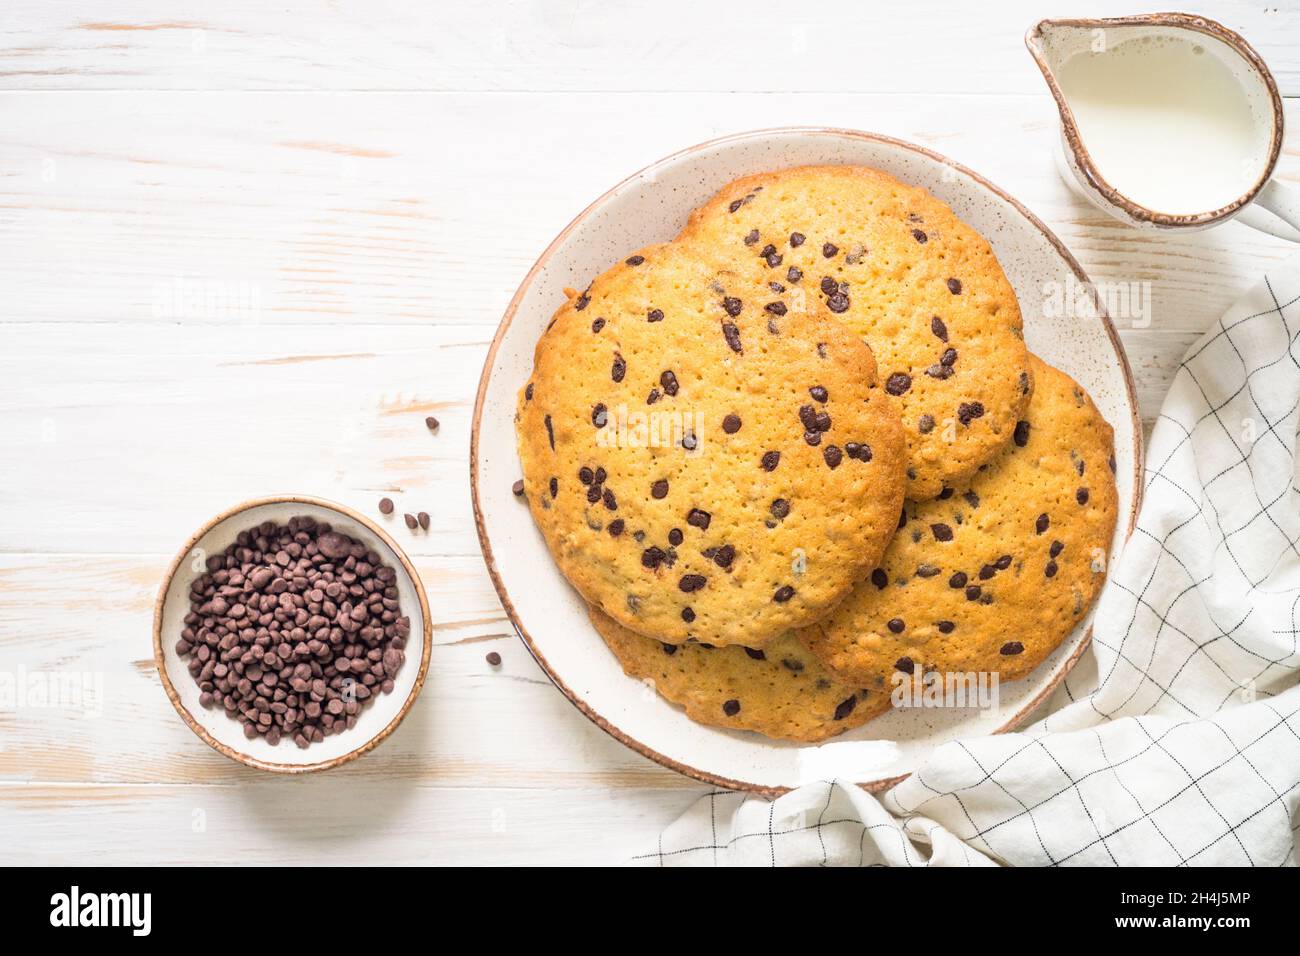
[512,479,525,497]
[728,198,745,213]
[1045,561,1059,578]
[912,229,927,243]
[871,568,888,589]
[1050,540,1064,558]
[895,656,915,675]
[647,308,664,323]
[947,278,962,295]
[722,699,741,716]
[722,413,742,434]
[647,388,661,405]
[668,528,683,546]
[916,564,940,578]
[941,348,958,368]
[486,651,502,666]
[833,695,857,720]
[966,585,982,601]
[651,479,669,499]
[783,658,805,673]
[579,466,594,485]
[1001,642,1025,656]
[949,571,968,588]
[418,512,430,530]
[823,445,843,468]
[1036,513,1049,534]
[760,451,780,471]
[1013,420,1030,447]
[804,430,822,446]
[722,323,743,353]
[742,647,765,662]
[595,467,606,484]
[771,498,790,519]
[625,254,645,265]
[687,508,711,530]
[712,545,735,568]
[602,488,617,510]
[681,431,698,451]
[764,301,787,316]
[844,441,872,462]
[592,403,608,428]
[918,414,935,434]
[681,607,695,623]
[1109,454,1117,473]
[425,416,440,432]
[786,265,803,283]
[764,250,782,268]
[885,373,912,396]
[814,410,831,432]
[723,296,743,317]
[378,497,394,515]
[575,291,590,311]
[658,370,679,396]
[662,642,677,655]
[931,316,948,342]
[931,523,954,542]
[826,291,850,313]
[642,547,666,569]
[608,519,625,536]
[822,242,838,258]
[957,402,985,426]
[548,478,558,498]
[404,513,418,529]
[679,574,707,593]
[544,415,555,450]
[926,364,953,380]
[790,232,806,247]
[773,585,795,603]
[586,484,602,503]
[743,229,760,246]
[887,618,905,634]
[937,621,955,634]
[964,490,980,508]
[819,277,837,296]
[809,385,828,403]
[591,317,606,333]
[1076,488,1090,505]
[979,564,996,580]
[937,487,954,500]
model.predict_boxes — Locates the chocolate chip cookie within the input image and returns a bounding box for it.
[588,605,888,741]
[680,165,1033,500]
[799,355,1118,691]
[516,242,907,648]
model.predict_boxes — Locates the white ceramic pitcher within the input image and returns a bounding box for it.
[1027,12,1300,239]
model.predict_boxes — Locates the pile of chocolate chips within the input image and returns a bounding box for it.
[176,516,409,748]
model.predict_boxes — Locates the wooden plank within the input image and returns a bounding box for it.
[0,0,1295,96]
[0,782,694,864]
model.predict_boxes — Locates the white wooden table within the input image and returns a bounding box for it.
[2,0,1298,865]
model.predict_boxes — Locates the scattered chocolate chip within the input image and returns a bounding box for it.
[979,564,996,580]
[916,564,940,578]
[931,523,954,542]
[721,322,743,353]
[1050,540,1064,558]
[966,585,982,601]
[681,431,698,451]
[941,348,958,368]
[425,416,440,432]
[871,568,888,589]
[651,479,669,499]
[608,519,625,537]
[937,621,956,634]
[668,528,683,546]
[591,317,606,333]
[947,278,962,295]
[809,385,828,403]
[790,232,806,247]
[602,488,617,510]
[760,451,780,472]
[743,229,760,246]
[938,487,954,500]
[773,585,795,603]
[662,642,678,655]
[926,364,954,380]
[1036,513,1050,534]
[887,618,905,634]
[826,290,850,313]
[895,657,915,675]
[647,308,664,323]
[833,696,857,720]
[611,353,626,382]
[783,658,805,673]
[712,545,735,568]
[820,276,838,296]
[844,441,872,462]
[803,430,822,446]
[1045,561,1059,578]
[931,316,948,342]
[722,296,743,317]
[625,255,645,266]
[912,228,928,244]
[548,477,558,498]
[486,651,502,666]
[418,512,430,530]
[823,445,843,468]
[404,513,417,529]
[722,699,741,716]
[964,490,980,509]
[956,402,985,426]
[681,607,695,623]
[378,498,394,515]
[885,373,912,396]
[822,242,838,258]
[1076,487,1090,505]
[949,571,968,588]
[641,547,666,569]
[764,301,787,316]
[1109,454,1117,473]
[512,479,525,497]
[1013,420,1031,447]
[918,414,935,434]
[586,484,602,503]
[592,403,608,428]
[574,291,590,311]
[722,413,742,434]
[1000,642,1025,656]
[687,508,711,530]
[771,498,790,519]
[786,265,803,283]
[679,574,707,593]
[647,388,661,405]
[814,410,831,432]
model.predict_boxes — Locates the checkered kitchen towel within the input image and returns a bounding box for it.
[638,254,1300,866]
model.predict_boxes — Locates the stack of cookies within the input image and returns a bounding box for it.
[515,165,1119,742]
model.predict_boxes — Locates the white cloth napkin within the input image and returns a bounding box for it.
[636,255,1300,867]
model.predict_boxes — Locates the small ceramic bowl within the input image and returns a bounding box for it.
[153,495,432,773]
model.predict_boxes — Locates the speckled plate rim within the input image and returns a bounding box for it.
[471,127,1144,797]
[152,494,434,774]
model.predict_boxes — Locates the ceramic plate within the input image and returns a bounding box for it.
[472,129,1141,794]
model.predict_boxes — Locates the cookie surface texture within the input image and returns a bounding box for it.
[682,164,1033,500]
[800,355,1118,691]
[588,606,888,742]
[516,243,907,648]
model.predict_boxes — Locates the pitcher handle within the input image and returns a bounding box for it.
[1236,178,1300,242]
